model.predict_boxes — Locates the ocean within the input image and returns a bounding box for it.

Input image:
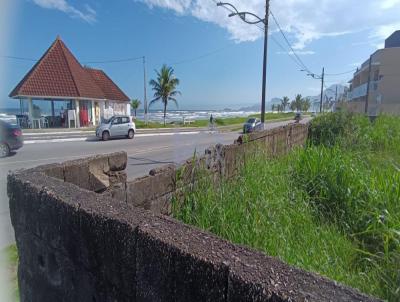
[0,108,262,125]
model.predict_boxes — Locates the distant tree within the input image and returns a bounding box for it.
[290,101,296,112]
[149,65,181,126]
[281,96,290,112]
[292,94,303,112]
[130,99,141,116]
[301,98,311,112]
[271,104,276,112]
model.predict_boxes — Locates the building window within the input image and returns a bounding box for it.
[373,70,380,81]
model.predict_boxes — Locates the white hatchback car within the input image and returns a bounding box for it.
[96,115,136,141]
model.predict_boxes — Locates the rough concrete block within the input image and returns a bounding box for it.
[64,159,90,190]
[87,155,111,192]
[149,193,172,215]
[108,170,127,185]
[109,152,127,171]
[226,244,381,302]
[105,182,127,202]
[126,175,154,206]
[149,170,175,196]
[136,217,228,302]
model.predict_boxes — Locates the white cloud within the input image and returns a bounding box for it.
[32,0,96,23]
[137,0,400,49]
[381,0,400,9]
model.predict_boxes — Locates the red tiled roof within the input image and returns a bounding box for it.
[85,68,130,102]
[9,37,129,103]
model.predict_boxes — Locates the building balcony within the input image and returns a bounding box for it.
[348,82,367,100]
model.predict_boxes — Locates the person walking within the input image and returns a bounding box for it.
[209,114,215,131]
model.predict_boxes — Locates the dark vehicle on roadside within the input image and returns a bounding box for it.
[294,112,303,123]
[243,118,262,134]
[0,120,24,158]
[96,115,136,141]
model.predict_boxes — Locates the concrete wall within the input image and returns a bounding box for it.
[7,123,381,301]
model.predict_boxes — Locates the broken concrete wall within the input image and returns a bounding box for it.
[8,166,380,301]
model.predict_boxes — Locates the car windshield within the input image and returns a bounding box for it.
[102,117,112,124]
[247,118,256,123]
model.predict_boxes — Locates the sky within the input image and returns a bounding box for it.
[1,0,400,110]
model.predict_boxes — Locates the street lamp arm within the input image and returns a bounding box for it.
[217,2,265,24]
[216,2,240,14]
[228,11,265,24]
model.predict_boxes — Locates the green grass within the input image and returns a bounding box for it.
[173,113,400,301]
[0,244,19,301]
[135,112,295,129]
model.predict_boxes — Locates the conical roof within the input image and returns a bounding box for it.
[10,37,129,102]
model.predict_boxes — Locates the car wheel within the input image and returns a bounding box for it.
[0,143,10,158]
[102,131,110,141]
[127,129,134,139]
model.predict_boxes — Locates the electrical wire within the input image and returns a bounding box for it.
[212,0,308,71]
[324,69,357,76]
[0,55,37,62]
[269,10,313,74]
[82,56,144,64]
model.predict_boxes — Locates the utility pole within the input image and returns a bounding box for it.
[217,0,270,126]
[365,55,372,115]
[260,0,270,125]
[319,67,325,113]
[143,56,148,124]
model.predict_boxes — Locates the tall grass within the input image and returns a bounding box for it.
[173,113,400,300]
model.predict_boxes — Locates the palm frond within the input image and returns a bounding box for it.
[149,97,161,108]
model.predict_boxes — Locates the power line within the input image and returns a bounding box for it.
[0,54,144,64]
[0,55,36,62]
[269,10,313,74]
[82,56,144,64]
[325,69,357,76]
[171,45,232,65]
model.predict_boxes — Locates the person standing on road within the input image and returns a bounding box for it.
[209,114,215,131]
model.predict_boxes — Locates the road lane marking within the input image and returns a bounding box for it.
[23,131,201,144]
[0,144,180,166]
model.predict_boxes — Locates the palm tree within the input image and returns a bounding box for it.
[293,94,303,112]
[290,101,296,112]
[149,65,181,126]
[130,99,141,116]
[281,96,290,112]
[271,104,276,112]
[301,98,311,112]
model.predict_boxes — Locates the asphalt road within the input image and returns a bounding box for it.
[0,119,302,248]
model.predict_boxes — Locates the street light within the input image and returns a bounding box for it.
[217,1,270,126]
[303,67,325,113]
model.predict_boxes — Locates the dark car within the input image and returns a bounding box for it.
[0,120,24,158]
[243,118,262,134]
[294,112,303,122]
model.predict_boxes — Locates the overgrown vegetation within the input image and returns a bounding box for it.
[0,244,19,301]
[173,112,400,301]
